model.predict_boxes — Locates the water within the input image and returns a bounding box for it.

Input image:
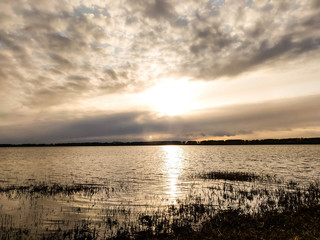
[0,145,320,235]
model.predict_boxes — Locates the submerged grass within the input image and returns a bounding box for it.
[199,171,260,181]
[197,171,281,183]
[1,171,320,239]
[0,182,111,197]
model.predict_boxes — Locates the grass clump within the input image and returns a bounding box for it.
[198,171,261,182]
[0,182,110,197]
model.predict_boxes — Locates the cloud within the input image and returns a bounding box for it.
[0,1,132,109]
[49,54,74,71]
[0,0,320,139]
[198,34,320,79]
[105,69,118,81]
[2,94,320,143]
[144,0,175,20]
[179,1,320,80]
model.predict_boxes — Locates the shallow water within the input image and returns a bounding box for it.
[1,145,320,203]
[0,145,319,235]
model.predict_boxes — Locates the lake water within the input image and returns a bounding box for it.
[0,145,320,235]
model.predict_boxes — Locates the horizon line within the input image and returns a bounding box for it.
[1,137,320,147]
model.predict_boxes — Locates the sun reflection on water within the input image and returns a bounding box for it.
[161,146,184,204]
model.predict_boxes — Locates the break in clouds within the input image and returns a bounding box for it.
[1,0,320,143]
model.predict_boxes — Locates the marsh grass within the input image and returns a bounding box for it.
[196,171,281,183]
[0,172,320,239]
[110,180,320,239]
[0,183,110,196]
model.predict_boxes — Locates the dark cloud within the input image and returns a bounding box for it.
[144,0,175,20]
[26,75,91,107]
[200,35,320,79]
[313,0,320,8]
[0,32,24,52]
[67,75,90,81]
[2,94,320,143]
[105,69,118,80]
[0,30,31,69]
[46,33,74,52]
[49,54,74,71]
[126,15,138,25]
[182,6,320,80]
[128,0,175,21]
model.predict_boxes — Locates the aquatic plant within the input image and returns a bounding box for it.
[0,172,319,239]
[196,170,280,183]
[0,182,110,197]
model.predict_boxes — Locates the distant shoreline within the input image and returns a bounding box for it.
[1,137,320,147]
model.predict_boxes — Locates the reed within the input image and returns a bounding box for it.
[0,172,319,239]
[197,170,280,183]
[0,183,109,196]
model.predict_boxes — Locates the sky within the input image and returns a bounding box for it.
[1,0,320,143]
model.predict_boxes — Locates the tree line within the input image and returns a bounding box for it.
[1,138,320,147]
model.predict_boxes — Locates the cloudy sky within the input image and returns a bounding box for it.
[1,0,320,143]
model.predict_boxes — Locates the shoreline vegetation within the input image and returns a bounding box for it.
[1,137,320,147]
[1,171,319,239]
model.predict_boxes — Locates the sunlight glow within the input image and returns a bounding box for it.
[162,146,184,203]
[143,78,198,116]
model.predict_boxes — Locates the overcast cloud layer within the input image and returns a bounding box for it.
[1,0,320,143]
[1,94,320,143]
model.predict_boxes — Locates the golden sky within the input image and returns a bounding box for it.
[1,0,320,143]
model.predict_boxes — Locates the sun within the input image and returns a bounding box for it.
[142,78,197,116]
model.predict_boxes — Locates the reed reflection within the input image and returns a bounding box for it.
[161,146,184,203]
